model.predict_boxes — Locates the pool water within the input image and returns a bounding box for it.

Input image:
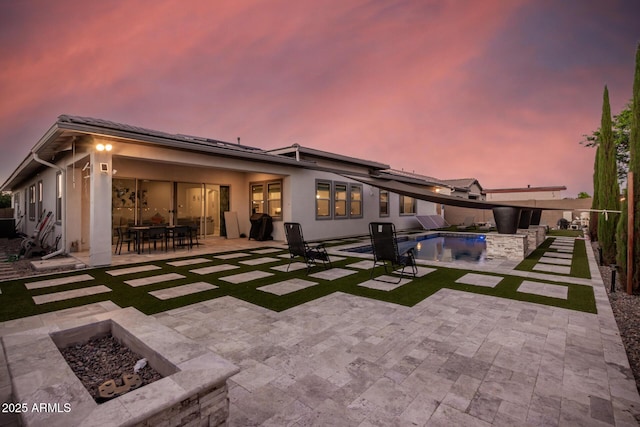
[413,234,486,262]
[345,233,487,263]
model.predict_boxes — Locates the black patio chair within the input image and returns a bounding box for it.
[146,226,167,252]
[284,222,331,273]
[369,222,417,283]
[114,226,135,255]
[171,225,192,250]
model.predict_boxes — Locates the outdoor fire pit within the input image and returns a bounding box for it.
[2,307,239,427]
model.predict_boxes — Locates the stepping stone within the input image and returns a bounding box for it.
[532,263,571,275]
[239,257,281,266]
[149,282,218,300]
[106,265,162,276]
[455,273,503,288]
[271,262,308,272]
[251,248,283,254]
[543,252,573,259]
[517,280,568,300]
[538,256,572,266]
[220,271,273,284]
[309,268,357,281]
[124,273,185,287]
[358,277,411,291]
[214,252,251,260]
[190,264,238,275]
[258,279,318,295]
[33,285,111,305]
[347,261,374,270]
[555,249,574,254]
[26,274,95,290]
[329,256,346,263]
[167,258,211,267]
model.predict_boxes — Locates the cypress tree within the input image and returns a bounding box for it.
[597,85,620,264]
[618,43,640,289]
[590,146,600,241]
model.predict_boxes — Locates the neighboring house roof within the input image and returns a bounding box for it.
[441,178,483,192]
[484,186,567,193]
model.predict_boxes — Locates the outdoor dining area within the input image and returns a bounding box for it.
[114,223,200,255]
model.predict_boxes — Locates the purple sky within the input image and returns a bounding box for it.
[1,0,638,197]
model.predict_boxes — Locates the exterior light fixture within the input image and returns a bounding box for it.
[96,143,113,152]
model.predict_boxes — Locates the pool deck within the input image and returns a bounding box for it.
[1,236,639,426]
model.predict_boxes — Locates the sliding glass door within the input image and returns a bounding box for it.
[175,182,221,237]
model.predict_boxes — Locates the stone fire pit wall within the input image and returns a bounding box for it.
[2,307,239,427]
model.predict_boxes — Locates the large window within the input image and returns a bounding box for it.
[316,180,331,219]
[28,184,36,221]
[316,180,363,219]
[267,182,282,218]
[334,183,348,218]
[251,180,283,220]
[350,184,363,218]
[399,195,416,215]
[37,181,43,218]
[56,173,63,222]
[379,189,389,217]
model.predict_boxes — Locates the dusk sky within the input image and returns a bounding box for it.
[1,0,639,197]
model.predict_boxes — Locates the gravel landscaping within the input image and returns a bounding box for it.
[59,334,163,402]
[596,242,640,393]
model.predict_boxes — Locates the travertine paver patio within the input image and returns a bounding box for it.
[1,236,640,426]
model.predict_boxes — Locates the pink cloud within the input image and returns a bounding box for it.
[1,0,637,198]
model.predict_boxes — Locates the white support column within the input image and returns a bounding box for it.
[89,146,112,266]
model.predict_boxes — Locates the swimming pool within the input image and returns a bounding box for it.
[344,233,487,262]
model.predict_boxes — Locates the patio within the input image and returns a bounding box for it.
[1,235,639,426]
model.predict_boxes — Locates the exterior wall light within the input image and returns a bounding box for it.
[96,143,113,152]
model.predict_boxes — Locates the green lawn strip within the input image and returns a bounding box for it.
[570,239,591,279]
[0,246,598,323]
[514,238,554,272]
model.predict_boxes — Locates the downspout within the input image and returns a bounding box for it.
[31,151,66,260]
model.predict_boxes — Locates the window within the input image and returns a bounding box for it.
[267,182,282,218]
[334,183,347,218]
[379,190,389,217]
[37,181,43,218]
[28,184,36,221]
[399,195,416,215]
[350,184,363,218]
[56,173,63,222]
[250,180,283,220]
[251,183,264,214]
[316,181,331,219]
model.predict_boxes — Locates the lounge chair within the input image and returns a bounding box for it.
[369,222,417,283]
[284,222,332,273]
[457,216,475,230]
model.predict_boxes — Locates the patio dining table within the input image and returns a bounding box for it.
[128,225,169,254]
[127,225,194,254]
